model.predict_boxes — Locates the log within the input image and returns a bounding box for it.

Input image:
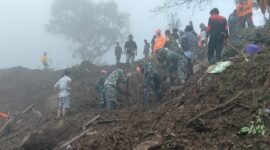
[32,108,42,117]
[60,128,92,148]
[185,91,244,127]
[0,117,14,134]
[82,115,100,130]
[22,103,36,114]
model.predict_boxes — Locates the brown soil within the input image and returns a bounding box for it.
[1,26,270,150]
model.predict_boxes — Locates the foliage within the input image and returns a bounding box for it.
[46,0,129,63]
[167,12,182,30]
[239,109,267,136]
[152,0,213,14]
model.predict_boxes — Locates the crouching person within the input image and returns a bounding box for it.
[96,70,108,108]
[54,69,72,119]
[104,69,128,110]
[137,60,161,107]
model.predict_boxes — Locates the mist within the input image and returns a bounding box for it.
[0,0,264,69]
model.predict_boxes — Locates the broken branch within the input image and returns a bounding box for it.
[82,115,100,130]
[185,91,244,128]
[61,128,92,148]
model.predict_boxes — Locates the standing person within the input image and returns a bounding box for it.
[151,35,157,52]
[172,28,180,44]
[143,39,150,59]
[228,9,238,34]
[124,35,137,65]
[137,60,161,107]
[189,21,198,36]
[181,25,198,80]
[96,70,108,108]
[41,52,48,70]
[54,70,72,119]
[237,0,254,28]
[115,42,123,64]
[198,23,208,47]
[207,8,229,65]
[104,69,128,110]
[153,29,165,64]
[244,0,255,28]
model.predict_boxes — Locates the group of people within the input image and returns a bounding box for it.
[97,23,200,110]
[54,4,257,117]
[114,35,138,65]
[228,0,255,35]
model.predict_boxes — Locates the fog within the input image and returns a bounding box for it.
[0,0,265,69]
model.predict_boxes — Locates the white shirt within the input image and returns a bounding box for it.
[201,31,207,41]
[54,75,72,97]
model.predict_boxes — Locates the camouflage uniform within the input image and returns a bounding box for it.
[96,75,107,108]
[104,69,127,110]
[158,49,186,84]
[140,61,161,106]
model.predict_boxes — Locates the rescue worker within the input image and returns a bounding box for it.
[143,39,150,59]
[54,69,72,119]
[237,0,254,28]
[115,42,123,64]
[181,25,198,80]
[137,60,161,107]
[207,8,229,65]
[124,35,137,65]
[164,29,180,51]
[244,0,255,28]
[96,70,108,108]
[172,28,180,44]
[41,52,48,70]
[189,21,198,36]
[198,23,208,47]
[104,69,128,110]
[151,35,157,52]
[153,29,165,64]
[228,9,238,34]
[158,48,185,85]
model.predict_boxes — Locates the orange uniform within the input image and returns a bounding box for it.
[237,0,253,17]
[153,35,165,52]
[245,0,253,15]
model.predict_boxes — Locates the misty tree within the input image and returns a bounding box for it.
[46,0,129,63]
[152,0,213,13]
[167,12,182,29]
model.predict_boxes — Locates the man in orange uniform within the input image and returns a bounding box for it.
[153,29,165,64]
[237,0,254,28]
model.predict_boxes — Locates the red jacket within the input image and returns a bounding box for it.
[207,14,228,38]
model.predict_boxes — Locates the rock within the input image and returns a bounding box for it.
[135,140,162,150]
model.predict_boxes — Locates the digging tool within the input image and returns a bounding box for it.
[224,42,249,62]
[126,78,129,106]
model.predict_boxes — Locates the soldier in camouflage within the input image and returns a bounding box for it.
[158,48,186,85]
[160,30,186,85]
[104,69,128,110]
[96,70,108,108]
[137,60,161,107]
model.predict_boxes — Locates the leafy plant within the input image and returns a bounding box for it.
[239,109,267,136]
